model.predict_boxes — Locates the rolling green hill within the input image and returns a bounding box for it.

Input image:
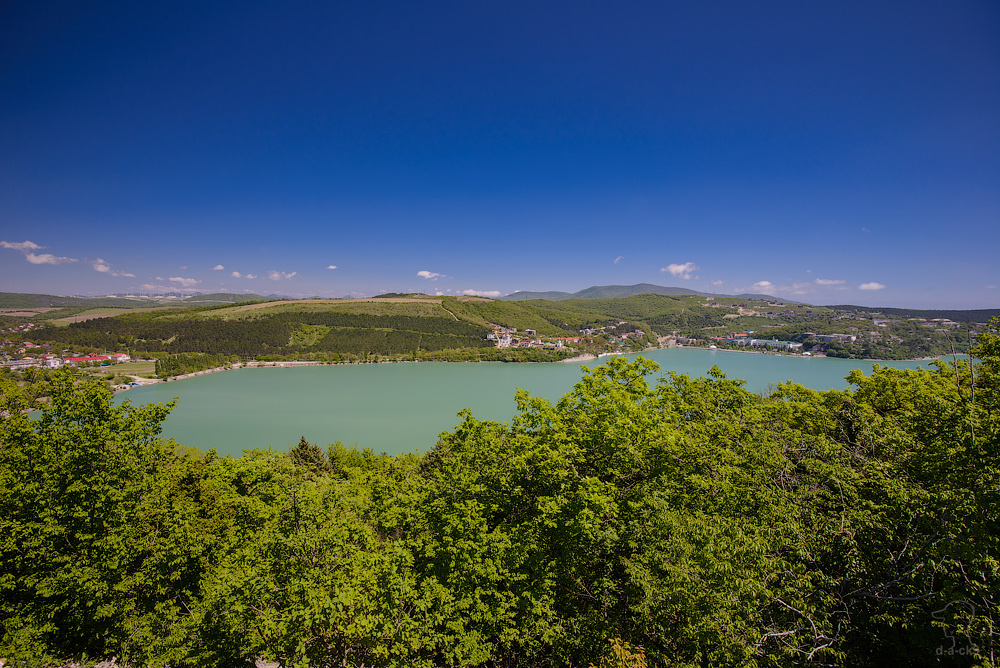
[6,291,990,372]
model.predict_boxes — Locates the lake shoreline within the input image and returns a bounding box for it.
[115,345,965,392]
[115,348,945,456]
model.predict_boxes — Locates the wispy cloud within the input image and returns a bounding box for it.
[614,256,624,264]
[660,261,698,280]
[168,276,200,288]
[752,280,773,289]
[2,240,77,265]
[26,252,78,265]
[458,289,501,297]
[710,279,724,287]
[245,273,257,279]
[815,278,845,285]
[212,264,225,271]
[417,270,445,280]
[267,270,297,281]
[93,258,135,277]
[859,282,886,291]
[327,265,338,270]
[1,240,43,251]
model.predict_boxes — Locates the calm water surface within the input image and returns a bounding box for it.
[118,348,937,456]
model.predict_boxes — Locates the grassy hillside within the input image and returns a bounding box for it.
[440,297,579,335]
[200,297,449,320]
[501,290,574,301]
[8,290,988,370]
[0,293,135,308]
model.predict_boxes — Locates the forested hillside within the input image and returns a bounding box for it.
[2,321,997,667]
[6,293,995,379]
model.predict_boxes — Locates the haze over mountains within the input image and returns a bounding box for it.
[501,283,779,302]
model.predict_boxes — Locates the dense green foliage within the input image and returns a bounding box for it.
[2,321,998,666]
[154,353,237,378]
[35,310,493,367]
[441,299,577,336]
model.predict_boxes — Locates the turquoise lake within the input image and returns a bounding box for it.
[117,348,940,456]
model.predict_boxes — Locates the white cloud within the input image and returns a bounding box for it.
[212,264,225,271]
[1,240,43,251]
[859,282,886,291]
[752,280,773,289]
[417,270,444,280]
[614,256,624,264]
[987,284,998,289]
[266,270,297,281]
[815,278,846,285]
[458,289,502,297]
[711,280,724,287]
[231,271,242,278]
[92,258,134,277]
[660,262,699,280]
[327,265,338,270]
[2,240,77,265]
[168,276,200,288]
[785,282,817,295]
[26,252,77,265]
[245,273,257,279]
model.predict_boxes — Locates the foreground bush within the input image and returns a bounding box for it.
[1,323,997,666]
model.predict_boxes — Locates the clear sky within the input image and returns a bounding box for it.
[1,1,998,308]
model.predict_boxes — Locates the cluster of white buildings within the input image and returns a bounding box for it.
[711,336,803,350]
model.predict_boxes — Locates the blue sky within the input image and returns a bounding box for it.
[1,1,998,308]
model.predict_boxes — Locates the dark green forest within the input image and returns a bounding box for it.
[2,321,998,667]
[37,311,492,358]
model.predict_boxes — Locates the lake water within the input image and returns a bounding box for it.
[117,348,940,456]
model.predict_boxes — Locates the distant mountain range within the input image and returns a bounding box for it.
[501,283,779,302]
